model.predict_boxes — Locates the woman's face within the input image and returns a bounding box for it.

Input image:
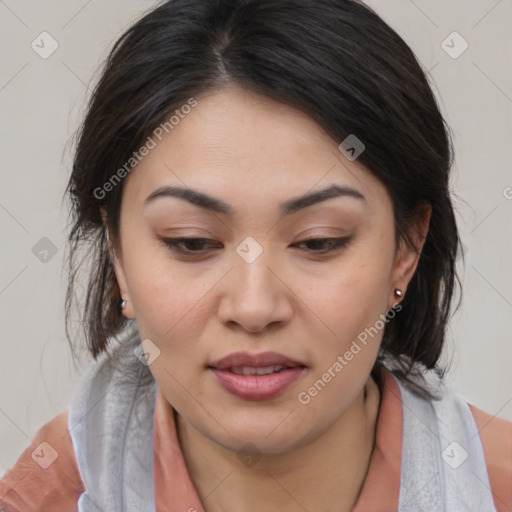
[111,86,425,454]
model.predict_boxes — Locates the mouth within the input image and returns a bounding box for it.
[227,364,293,376]
[207,351,307,401]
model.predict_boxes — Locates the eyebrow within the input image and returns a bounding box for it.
[144,184,366,216]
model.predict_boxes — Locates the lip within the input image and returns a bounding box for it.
[208,351,307,401]
[209,351,305,370]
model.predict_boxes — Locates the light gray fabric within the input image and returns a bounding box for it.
[395,374,497,511]
[69,333,497,511]
[68,330,158,512]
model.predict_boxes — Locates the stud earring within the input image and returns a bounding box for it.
[120,299,127,310]
[394,289,403,298]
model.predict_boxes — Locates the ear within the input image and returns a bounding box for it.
[100,207,135,319]
[389,203,432,308]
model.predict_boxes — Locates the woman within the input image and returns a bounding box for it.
[1,0,510,511]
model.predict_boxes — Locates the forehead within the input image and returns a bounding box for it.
[121,86,388,214]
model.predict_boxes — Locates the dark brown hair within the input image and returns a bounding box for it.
[65,0,462,399]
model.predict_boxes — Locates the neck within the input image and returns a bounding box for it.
[176,374,381,512]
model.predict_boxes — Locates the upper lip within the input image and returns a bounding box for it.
[208,351,306,370]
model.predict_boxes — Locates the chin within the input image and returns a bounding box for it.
[219,432,302,456]
[202,411,314,455]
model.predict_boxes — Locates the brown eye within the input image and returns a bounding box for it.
[161,237,222,254]
[294,237,351,253]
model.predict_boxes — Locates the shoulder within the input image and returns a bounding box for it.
[384,369,512,510]
[0,409,84,512]
[468,403,512,512]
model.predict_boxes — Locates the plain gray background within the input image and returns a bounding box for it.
[1,0,511,475]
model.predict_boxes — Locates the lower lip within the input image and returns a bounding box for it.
[209,367,306,400]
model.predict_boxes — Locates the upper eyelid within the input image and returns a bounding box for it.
[161,236,350,250]
[162,236,347,242]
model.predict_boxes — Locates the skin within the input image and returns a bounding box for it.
[105,85,430,511]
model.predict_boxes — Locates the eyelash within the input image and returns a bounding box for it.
[160,237,351,256]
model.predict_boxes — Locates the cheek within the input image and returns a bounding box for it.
[293,262,388,419]
[291,250,394,394]
[299,256,391,338]
[127,262,212,401]
[129,267,212,342]
[119,234,207,337]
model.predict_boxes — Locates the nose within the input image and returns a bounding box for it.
[217,249,294,333]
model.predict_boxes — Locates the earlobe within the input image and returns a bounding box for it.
[100,207,135,319]
[110,242,136,319]
[120,298,135,320]
[389,204,432,307]
[114,274,135,319]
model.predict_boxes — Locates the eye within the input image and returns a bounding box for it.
[293,237,351,254]
[161,237,222,255]
[160,236,351,257]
